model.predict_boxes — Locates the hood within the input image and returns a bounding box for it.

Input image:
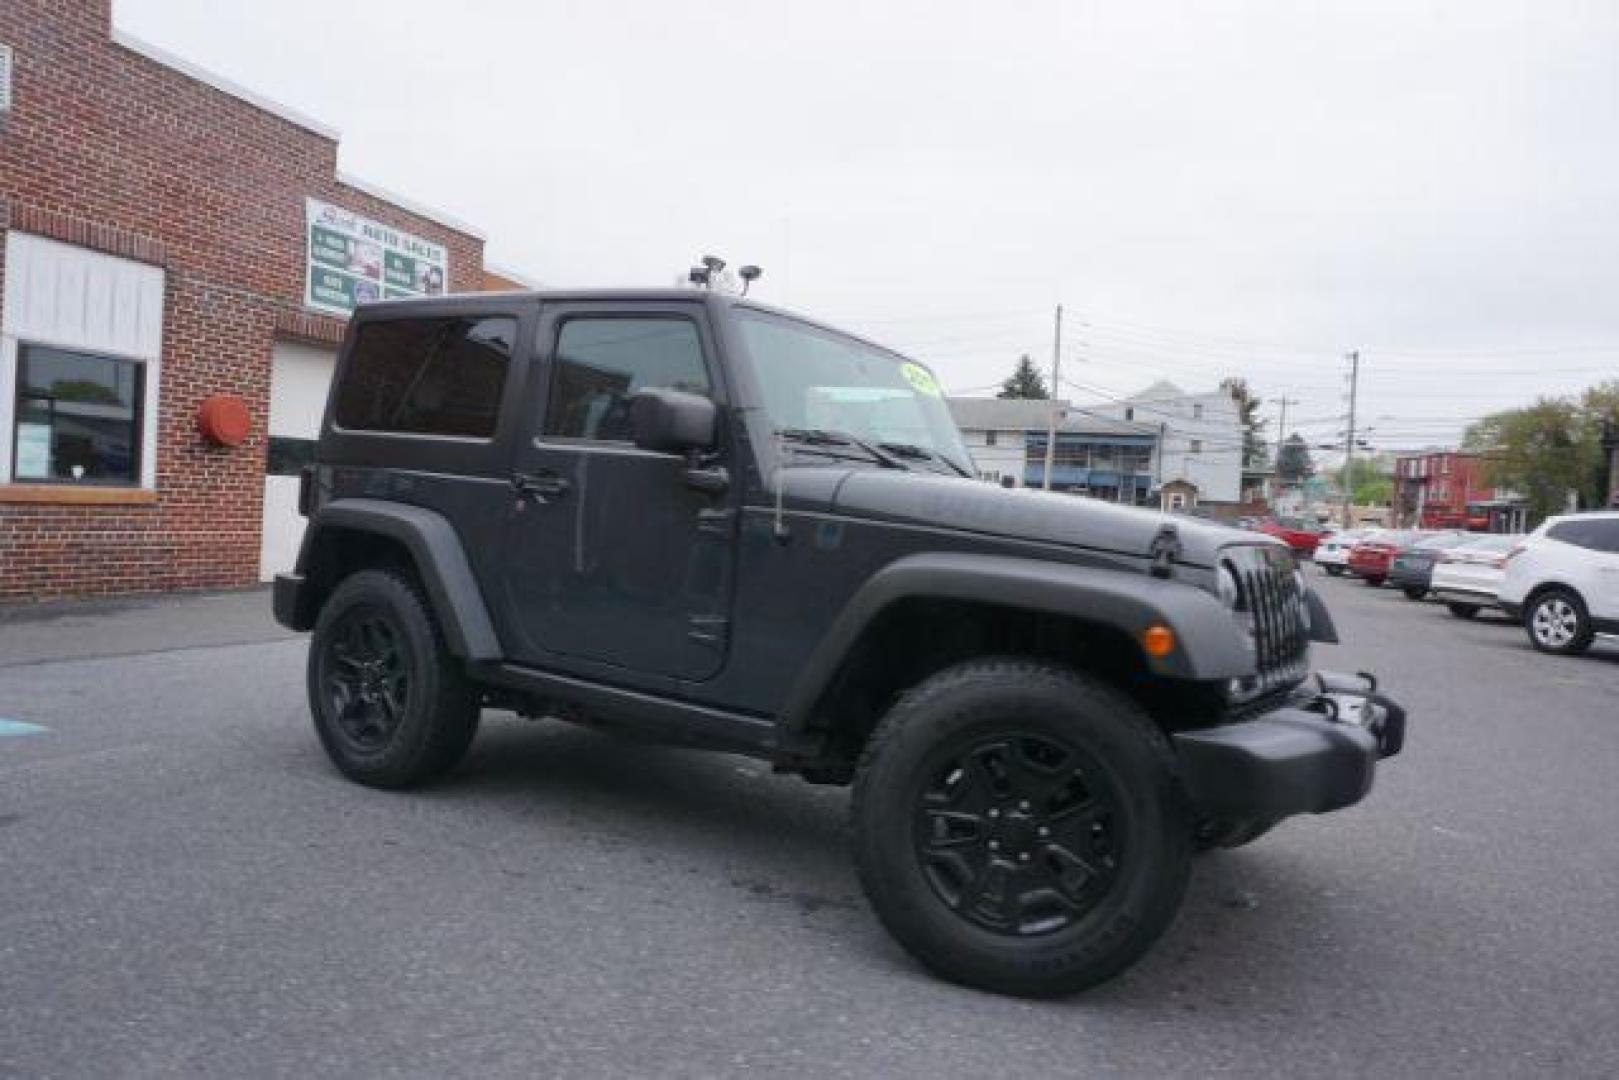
[828,470,1272,568]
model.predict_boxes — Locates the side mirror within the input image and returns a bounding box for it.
[628,388,716,455]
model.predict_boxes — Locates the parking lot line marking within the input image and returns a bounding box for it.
[0,719,48,738]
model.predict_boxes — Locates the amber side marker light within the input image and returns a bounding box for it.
[1142,624,1177,658]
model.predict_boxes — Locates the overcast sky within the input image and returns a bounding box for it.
[118,0,1619,457]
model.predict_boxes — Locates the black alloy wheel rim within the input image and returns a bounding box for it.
[914,731,1125,936]
[323,607,410,752]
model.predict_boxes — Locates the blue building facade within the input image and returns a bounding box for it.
[1023,431,1157,504]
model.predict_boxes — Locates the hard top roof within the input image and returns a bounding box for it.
[350,289,922,362]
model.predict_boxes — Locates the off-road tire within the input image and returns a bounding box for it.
[1401,586,1427,601]
[1524,587,1595,657]
[1447,602,1480,620]
[851,658,1193,997]
[307,569,480,789]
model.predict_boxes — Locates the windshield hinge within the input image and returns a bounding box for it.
[696,507,736,538]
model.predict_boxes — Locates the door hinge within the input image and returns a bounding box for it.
[688,614,730,648]
[696,507,737,538]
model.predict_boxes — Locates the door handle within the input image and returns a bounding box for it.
[511,469,570,503]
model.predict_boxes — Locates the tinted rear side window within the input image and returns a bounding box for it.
[334,316,516,437]
[1549,518,1619,553]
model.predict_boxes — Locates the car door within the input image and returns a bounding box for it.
[494,301,736,682]
[1591,518,1619,620]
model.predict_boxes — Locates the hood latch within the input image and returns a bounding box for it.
[1149,523,1181,579]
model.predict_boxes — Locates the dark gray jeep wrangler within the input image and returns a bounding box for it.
[273,289,1406,997]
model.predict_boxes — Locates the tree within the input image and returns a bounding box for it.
[1335,456,1393,506]
[49,379,122,404]
[997,354,1050,400]
[1463,388,1617,519]
[1275,433,1315,482]
[1221,377,1266,469]
[1582,381,1619,504]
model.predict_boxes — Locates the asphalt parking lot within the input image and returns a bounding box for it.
[2,576,1617,1078]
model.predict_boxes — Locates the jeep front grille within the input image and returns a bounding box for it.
[1226,545,1310,702]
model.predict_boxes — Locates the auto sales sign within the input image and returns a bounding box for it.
[304,198,449,315]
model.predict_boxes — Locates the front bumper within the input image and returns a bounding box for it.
[1172,671,1406,820]
[1433,586,1498,608]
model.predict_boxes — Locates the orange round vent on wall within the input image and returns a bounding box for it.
[197,394,252,446]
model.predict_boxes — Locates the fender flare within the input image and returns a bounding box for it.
[778,552,1258,731]
[298,498,501,662]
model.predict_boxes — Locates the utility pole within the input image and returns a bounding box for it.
[1603,417,1619,507]
[1273,395,1299,507]
[1155,421,1166,489]
[1275,396,1299,456]
[1041,304,1063,491]
[1341,350,1360,529]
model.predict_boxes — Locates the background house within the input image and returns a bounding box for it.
[948,397,1043,486]
[1088,381,1245,507]
[948,397,1159,504]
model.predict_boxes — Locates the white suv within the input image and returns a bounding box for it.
[1498,512,1619,656]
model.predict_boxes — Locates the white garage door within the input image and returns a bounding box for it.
[259,340,337,581]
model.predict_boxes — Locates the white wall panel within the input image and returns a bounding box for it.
[0,233,165,486]
[260,340,338,580]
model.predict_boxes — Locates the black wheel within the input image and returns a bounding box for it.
[308,569,480,788]
[1324,565,1345,577]
[1525,588,1594,656]
[1364,575,1385,587]
[1447,602,1480,620]
[852,659,1192,997]
[1401,585,1427,601]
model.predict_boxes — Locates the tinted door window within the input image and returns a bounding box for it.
[544,318,709,441]
[334,316,515,437]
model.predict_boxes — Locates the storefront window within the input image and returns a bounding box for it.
[13,344,143,485]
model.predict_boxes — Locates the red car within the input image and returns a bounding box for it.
[1347,529,1419,586]
[1256,517,1327,557]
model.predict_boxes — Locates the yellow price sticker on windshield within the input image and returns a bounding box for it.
[901,362,942,398]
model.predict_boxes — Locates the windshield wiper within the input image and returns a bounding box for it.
[877,441,973,478]
[775,428,908,470]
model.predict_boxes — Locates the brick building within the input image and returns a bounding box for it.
[0,0,492,600]
[1393,450,1528,533]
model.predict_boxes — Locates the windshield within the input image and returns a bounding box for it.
[731,308,973,474]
